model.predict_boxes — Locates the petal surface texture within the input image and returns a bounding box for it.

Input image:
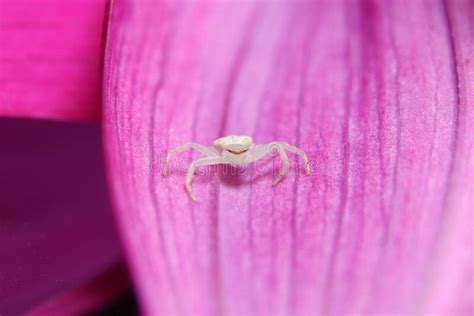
[0,0,106,120]
[103,1,473,315]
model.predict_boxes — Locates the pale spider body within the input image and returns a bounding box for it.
[214,135,253,166]
[163,135,311,201]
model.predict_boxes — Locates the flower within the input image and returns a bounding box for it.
[1,0,473,315]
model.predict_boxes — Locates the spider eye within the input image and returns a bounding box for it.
[227,148,248,155]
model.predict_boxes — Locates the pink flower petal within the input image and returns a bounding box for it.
[0,0,106,120]
[0,118,123,314]
[103,1,473,315]
[423,1,474,313]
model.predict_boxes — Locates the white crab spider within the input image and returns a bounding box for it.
[162,135,311,201]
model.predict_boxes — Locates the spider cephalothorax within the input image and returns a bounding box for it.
[163,135,310,201]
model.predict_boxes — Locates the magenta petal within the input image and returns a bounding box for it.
[104,1,473,315]
[423,1,474,314]
[0,119,122,314]
[0,0,106,120]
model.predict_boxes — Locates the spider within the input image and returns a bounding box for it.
[162,135,311,201]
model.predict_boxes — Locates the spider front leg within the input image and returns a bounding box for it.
[163,142,219,176]
[185,156,225,201]
[247,142,290,186]
[269,143,290,186]
[279,142,311,175]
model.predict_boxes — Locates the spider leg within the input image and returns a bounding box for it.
[279,142,311,175]
[247,143,289,186]
[185,156,225,201]
[163,142,219,176]
[270,143,290,186]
